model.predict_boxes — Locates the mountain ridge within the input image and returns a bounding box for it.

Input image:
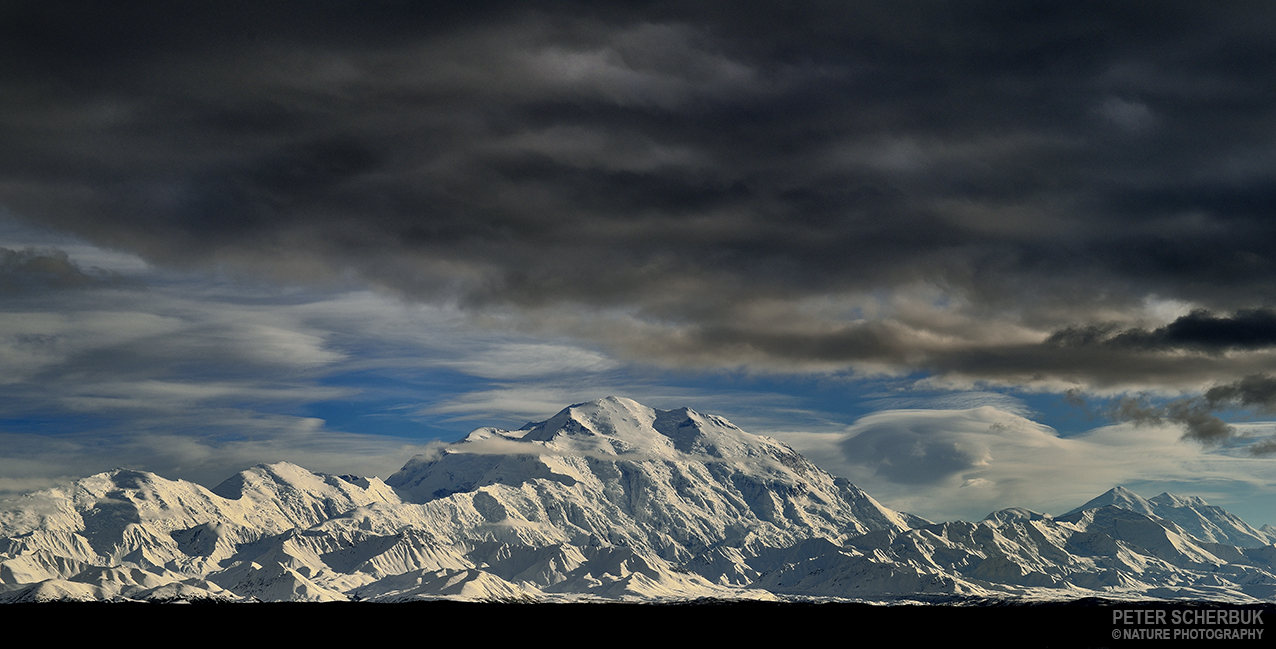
[1064,485,1275,548]
[2,396,1275,602]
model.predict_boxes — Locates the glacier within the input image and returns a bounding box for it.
[2,396,1275,603]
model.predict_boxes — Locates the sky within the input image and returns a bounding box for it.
[3,1,1276,525]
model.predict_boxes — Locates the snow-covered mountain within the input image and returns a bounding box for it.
[2,397,1275,602]
[1064,486,1276,548]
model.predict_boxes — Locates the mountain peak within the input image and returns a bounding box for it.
[1063,486,1155,517]
[502,396,774,461]
[983,507,1050,526]
[521,396,657,442]
[385,396,911,541]
[73,467,184,502]
[1061,486,1275,548]
[1149,492,1210,508]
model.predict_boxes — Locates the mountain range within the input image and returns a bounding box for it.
[3,396,1275,603]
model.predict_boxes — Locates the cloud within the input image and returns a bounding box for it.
[839,413,993,485]
[778,406,1276,522]
[1205,373,1276,411]
[0,422,436,499]
[0,230,692,486]
[1050,309,1276,353]
[1094,373,1276,454]
[0,246,121,293]
[434,342,617,379]
[515,22,763,108]
[1094,96,1158,132]
[3,4,1276,396]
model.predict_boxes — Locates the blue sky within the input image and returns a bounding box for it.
[3,2,1276,526]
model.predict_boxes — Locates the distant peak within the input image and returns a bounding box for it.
[1104,486,1142,499]
[596,395,642,407]
[437,397,756,462]
[518,396,660,444]
[1149,492,1209,508]
[94,468,160,489]
[567,396,652,417]
[1100,486,1142,500]
[564,395,634,407]
[1063,485,1156,517]
[983,507,1050,526]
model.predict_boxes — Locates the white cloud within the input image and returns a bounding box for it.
[434,342,618,379]
[0,310,185,383]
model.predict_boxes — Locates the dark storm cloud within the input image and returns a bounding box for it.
[4,1,1276,388]
[1049,309,1276,353]
[0,247,117,293]
[1205,373,1276,410]
[1097,373,1276,454]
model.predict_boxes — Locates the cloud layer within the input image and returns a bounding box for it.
[3,2,1276,393]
